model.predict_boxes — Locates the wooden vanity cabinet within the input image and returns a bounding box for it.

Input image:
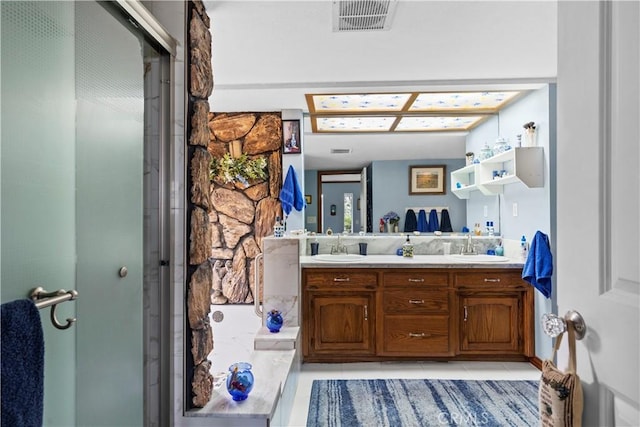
[379,270,453,357]
[454,271,535,358]
[302,270,377,361]
[302,267,534,362]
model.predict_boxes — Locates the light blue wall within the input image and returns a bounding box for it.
[371,158,467,232]
[304,170,318,232]
[465,85,555,360]
[465,116,501,233]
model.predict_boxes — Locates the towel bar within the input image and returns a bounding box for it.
[30,287,78,330]
[541,310,586,340]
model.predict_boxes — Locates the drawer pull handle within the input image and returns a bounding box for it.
[408,278,425,283]
[463,305,468,322]
[409,332,431,338]
[333,277,350,282]
[364,304,368,321]
[484,278,501,282]
[409,299,425,304]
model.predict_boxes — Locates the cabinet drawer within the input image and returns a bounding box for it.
[382,315,450,354]
[383,289,448,314]
[304,271,377,289]
[383,271,449,287]
[454,271,526,288]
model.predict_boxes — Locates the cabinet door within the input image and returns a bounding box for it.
[459,293,521,353]
[308,292,375,355]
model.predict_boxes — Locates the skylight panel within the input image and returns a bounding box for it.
[315,116,396,132]
[310,93,411,112]
[409,91,520,112]
[396,116,484,131]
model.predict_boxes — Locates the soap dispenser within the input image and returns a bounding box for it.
[402,235,414,258]
[520,235,528,262]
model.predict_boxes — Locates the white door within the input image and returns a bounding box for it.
[557,2,639,425]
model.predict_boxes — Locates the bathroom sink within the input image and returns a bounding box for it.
[447,254,510,263]
[313,254,366,263]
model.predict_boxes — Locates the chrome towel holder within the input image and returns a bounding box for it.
[30,287,78,330]
[541,310,587,340]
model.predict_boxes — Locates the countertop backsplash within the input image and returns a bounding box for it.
[296,234,504,257]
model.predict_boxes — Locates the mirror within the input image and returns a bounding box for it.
[304,115,504,235]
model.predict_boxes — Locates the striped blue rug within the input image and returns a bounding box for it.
[306,379,539,427]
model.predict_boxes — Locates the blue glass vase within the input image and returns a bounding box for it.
[266,310,283,333]
[226,362,254,401]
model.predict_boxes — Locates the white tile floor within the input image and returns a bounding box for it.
[286,361,541,427]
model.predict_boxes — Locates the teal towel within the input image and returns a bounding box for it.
[522,231,553,298]
[1,299,44,426]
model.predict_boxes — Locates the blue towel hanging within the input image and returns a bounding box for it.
[1,299,44,426]
[427,209,439,232]
[439,209,453,232]
[417,210,428,232]
[279,165,306,215]
[404,209,417,232]
[522,231,553,298]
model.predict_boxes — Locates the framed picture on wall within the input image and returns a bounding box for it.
[409,165,446,195]
[282,120,301,154]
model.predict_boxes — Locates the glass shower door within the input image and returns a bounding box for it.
[1,1,158,425]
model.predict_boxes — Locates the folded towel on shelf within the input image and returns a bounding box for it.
[439,209,453,232]
[1,299,44,426]
[417,209,428,232]
[404,209,417,232]
[427,209,439,232]
[279,165,306,215]
[522,231,553,298]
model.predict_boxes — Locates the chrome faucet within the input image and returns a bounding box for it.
[330,235,348,255]
[461,234,477,255]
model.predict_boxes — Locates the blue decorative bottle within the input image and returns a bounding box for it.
[226,362,254,401]
[266,309,283,333]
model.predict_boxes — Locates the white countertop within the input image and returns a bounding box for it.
[300,254,524,269]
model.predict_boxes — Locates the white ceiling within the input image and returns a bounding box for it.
[204,1,557,170]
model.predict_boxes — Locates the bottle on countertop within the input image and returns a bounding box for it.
[273,216,284,237]
[486,221,495,236]
[379,218,385,233]
[474,223,482,236]
[402,235,414,258]
[520,235,529,262]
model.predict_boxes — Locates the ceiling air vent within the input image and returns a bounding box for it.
[330,148,352,154]
[332,0,398,32]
